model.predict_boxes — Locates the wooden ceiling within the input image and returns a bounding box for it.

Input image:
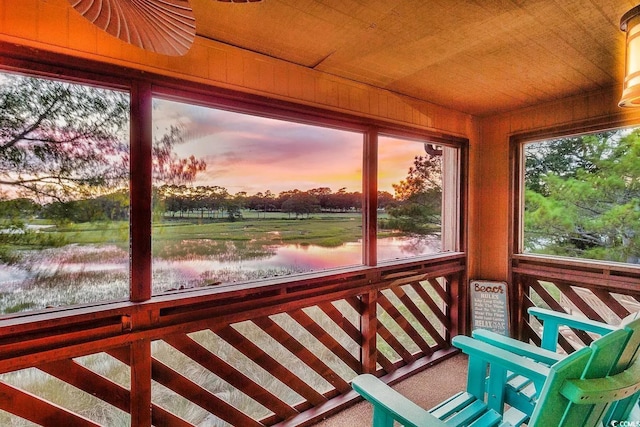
[191,0,636,116]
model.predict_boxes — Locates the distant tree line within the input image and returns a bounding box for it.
[1,183,415,224]
[0,191,129,224]
[1,153,443,234]
[155,185,372,220]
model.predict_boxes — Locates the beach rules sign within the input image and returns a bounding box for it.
[470,280,509,336]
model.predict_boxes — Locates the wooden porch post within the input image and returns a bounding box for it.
[448,272,467,338]
[130,81,153,302]
[512,273,528,341]
[361,290,378,374]
[129,81,153,426]
[130,339,152,426]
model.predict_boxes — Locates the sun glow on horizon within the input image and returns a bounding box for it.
[154,99,364,195]
[153,99,427,197]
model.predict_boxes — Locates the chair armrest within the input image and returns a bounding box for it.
[353,339,550,427]
[453,335,550,385]
[528,307,617,351]
[529,307,616,335]
[560,357,640,404]
[351,374,448,427]
[472,329,563,366]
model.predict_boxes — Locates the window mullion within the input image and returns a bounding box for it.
[130,81,153,302]
[363,128,378,266]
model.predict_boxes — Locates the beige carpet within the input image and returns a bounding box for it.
[313,354,469,426]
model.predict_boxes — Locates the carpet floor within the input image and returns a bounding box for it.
[312,354,469,426]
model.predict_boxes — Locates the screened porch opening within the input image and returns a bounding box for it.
[1,1,640,426]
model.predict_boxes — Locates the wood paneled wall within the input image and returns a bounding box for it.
[0,0,472,138]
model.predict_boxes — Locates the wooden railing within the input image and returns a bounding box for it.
[512,254,640,353]
[0,253,465,426]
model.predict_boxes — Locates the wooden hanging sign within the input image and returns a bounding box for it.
[470,280,509,336]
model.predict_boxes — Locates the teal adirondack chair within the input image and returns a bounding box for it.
[352,326,640,427]
[472,307,640,419]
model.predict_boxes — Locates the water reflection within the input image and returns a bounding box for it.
[0,236,440,313]
[152,235,440,290]
[0,246,129,314]
[153,239,278,262]
[153,241,364,290]
[378,235,442,261]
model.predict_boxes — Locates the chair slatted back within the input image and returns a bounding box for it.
[530,328,635,426]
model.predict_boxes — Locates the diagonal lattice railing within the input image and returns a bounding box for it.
[512,254,640,354]
[0,254,465,426]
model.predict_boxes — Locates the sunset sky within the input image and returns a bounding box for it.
[153,99,426,195]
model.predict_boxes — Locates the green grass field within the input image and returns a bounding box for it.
[0,210,435,313]
[33,211,369,250]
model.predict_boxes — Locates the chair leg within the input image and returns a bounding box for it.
[372,407,396,427]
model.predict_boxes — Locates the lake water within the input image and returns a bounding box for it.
[153,235,441,289]
[0,235,441,312]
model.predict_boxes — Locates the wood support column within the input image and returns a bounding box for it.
[130,339,152,426]
[130,81,152,302]
[448,272,467,338]
[361,290,378,374]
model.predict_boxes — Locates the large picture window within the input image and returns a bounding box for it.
[0,68,465,311]
[151,98,364,293]
[0,72,131,314]
[522,127,640,264]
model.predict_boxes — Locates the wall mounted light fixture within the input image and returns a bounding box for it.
[620,5,640,107]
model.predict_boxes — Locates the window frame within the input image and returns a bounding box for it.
[376,131,464,262]
[510,118,640,266]
[0,48,468,315]
[149,93,369,290]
